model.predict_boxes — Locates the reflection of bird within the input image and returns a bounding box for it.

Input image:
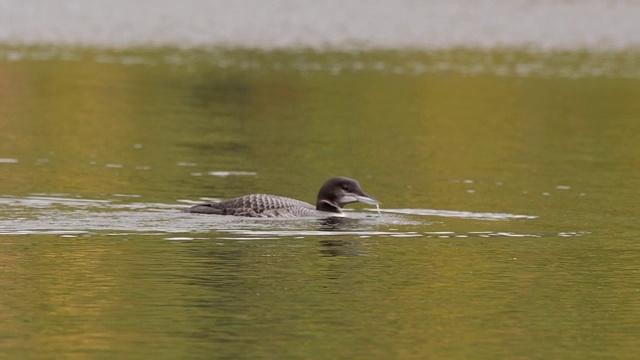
[187,177,379,218]
[318,240,365,257]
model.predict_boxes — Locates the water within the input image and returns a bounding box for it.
[2,2,640,359]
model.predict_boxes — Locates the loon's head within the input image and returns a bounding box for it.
[315,177,379,213]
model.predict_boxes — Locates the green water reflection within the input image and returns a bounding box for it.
[1,46,640,359]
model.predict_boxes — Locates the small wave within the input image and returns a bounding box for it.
[208,171,257,177]
[0,195,111,208]
[0,230,88,236]
[370,208,537,220]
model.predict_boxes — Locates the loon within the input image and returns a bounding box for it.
[186,176,379,218]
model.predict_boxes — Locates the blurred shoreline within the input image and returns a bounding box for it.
[0,0,639,51]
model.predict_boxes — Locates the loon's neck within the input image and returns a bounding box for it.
[316,200,342,214]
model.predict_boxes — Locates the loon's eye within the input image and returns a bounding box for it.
[341,184,349,191]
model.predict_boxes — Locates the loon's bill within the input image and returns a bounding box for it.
[187,176,379,218]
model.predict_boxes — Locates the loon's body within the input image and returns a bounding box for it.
[186,177,379,218]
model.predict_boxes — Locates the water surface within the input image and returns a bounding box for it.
[1,42,640,359]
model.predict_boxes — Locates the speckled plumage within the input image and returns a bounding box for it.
[187,194,320,217]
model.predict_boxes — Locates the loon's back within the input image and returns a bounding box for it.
[186,194,318,218]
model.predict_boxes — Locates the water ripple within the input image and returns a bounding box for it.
[0,195,585,240]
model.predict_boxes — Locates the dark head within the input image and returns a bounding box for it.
[315,177,379,213]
